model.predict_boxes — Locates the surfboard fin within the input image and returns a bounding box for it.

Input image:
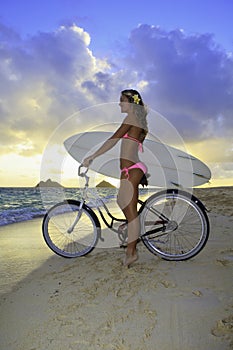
[178,155,196,160]
[170,181,183,188]
[193,173,210,180]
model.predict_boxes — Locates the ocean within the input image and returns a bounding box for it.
[0,187,118,227]
[0,187,153,227]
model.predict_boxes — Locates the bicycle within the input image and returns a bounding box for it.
[42,165,210,261]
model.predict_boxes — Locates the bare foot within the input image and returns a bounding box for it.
[123,252,138,268]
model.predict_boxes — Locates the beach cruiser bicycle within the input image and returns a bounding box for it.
[42,166,210,261]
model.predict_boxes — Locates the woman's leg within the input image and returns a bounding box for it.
[117,169,143,265]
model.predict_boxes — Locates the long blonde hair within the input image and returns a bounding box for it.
[121,89,148,134]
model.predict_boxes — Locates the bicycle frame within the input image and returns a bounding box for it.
[76,166,128,236]
[75,166,171,241]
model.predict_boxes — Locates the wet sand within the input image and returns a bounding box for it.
[0,187,232,349]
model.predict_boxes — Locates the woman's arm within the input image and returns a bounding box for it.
[82,122,130,167]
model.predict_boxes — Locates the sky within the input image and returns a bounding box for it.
[0,0,233,187]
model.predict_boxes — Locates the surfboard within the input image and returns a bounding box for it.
[64,131,211,187]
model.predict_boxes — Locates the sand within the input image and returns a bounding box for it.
[0,187,233,350]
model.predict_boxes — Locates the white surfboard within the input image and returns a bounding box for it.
[64,132,211,187]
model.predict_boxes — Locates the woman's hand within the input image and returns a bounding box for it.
[82,155,94,168]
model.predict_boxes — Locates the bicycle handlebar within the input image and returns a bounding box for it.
[78,165,90,186]
[78,164,89,176]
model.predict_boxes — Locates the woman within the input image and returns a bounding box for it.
[83,89,148,267]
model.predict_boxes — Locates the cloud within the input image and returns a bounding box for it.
[123,24,233,140]
[0,23,113,156]
[0,21,232,170]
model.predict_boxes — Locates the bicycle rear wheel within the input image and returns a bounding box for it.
[42,200,100,258]
[140,190,209,261]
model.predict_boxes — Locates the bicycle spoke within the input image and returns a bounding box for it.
[43,201,99,257]
[140,191,209,260]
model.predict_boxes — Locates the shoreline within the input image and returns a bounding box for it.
[1,186,232,228]
[0,188,232,349]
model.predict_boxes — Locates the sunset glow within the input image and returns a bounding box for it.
[1,0,232,187]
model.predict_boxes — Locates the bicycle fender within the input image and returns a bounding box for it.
[138,189,208,214]
[63,199,102,232]
[166,189,209,213]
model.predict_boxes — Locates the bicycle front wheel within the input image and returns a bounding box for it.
[42,200,100,258]
[140,190,209,261]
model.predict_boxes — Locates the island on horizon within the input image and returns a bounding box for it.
[96,180,115,188]
[35,179,64,188]
[35,179,115,189]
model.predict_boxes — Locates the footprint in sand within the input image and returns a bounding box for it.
[159,279,176,288]
[211,315,233,337]
[216,248,233,266]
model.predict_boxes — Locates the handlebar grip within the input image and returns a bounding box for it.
[78,164,89,177]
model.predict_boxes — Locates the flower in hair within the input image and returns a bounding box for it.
[132,94,141,104]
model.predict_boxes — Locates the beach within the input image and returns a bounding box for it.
[0,187,233,350]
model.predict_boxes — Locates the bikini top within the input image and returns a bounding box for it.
[122,133,143,152]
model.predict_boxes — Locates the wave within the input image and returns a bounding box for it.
[0,187,151,227]
[0,187,117,227]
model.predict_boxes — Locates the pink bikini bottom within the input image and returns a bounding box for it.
[121,162,148,179]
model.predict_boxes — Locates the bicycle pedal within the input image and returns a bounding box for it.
[119,243,127,249]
